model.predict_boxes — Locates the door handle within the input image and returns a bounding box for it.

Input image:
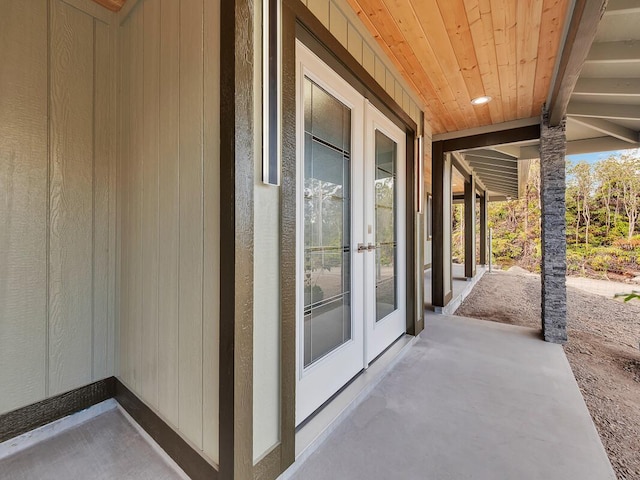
[357,243,367,253]
[367,243,377,251]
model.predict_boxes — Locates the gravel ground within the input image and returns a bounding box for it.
[455,269,640,480]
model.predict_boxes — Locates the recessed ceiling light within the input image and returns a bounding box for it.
[471,96,492,105]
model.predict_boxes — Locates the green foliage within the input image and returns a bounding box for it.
[488,151,640,279]
[614,291,640,302]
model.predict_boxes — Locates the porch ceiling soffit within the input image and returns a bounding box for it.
[547,0,640,155]
[435,122,540,198]
[346,0,572,135]
[559,1,640,154]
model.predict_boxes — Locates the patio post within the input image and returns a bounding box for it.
[539,110,568,344]
[432,141,453,309]
[479,192,488,265]
[464,175,476,278]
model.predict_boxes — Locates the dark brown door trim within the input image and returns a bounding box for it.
[219,0,255,479]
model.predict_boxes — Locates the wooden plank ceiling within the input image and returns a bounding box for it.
[346,0,571,134]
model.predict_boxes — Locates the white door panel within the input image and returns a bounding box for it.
[296,42,407,425]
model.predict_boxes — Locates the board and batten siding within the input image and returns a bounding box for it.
[0,0,116,416]
[117,0,220,466]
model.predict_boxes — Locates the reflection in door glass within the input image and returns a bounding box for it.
[374,130,397,322]
[303,77,352,368]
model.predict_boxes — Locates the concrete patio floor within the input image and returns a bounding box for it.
[424,263,486,315]
[0,405,186,480]
[0,313,615,480]
[283,313,615,480]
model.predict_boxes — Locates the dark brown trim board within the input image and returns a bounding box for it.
[464,176,477,279]
[219,0,256,479]
[278,0,298,475]
[431,141,453,307]
[547,0,607,126]
[441,124,540,152]
[114,380,218,480]
[479,194,488,265]
[406,129,420,335]
[0,378,115,443]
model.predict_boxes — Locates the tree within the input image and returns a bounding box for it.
[595,157,619,235]
[617,154,640,240]
[568,162,594,245]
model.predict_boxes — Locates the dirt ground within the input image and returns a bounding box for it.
[455,270,640,480]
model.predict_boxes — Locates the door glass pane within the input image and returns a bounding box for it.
[374,130,397,322]
[303,77,352,368]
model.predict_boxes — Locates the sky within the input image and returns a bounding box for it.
[567,148,639,165]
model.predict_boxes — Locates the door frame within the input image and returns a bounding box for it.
[272,1,422,477]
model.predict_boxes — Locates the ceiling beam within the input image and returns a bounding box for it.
[466,157,519,170]
[604,0,640,16]
[470,161,519,173]
[479,185,518,196]
[92,0,125,11]
[520,136,640,159]
[566,136,640,155]
[519,146,540,159]
[479,180,518,191]
[432,117,540,142]
[547,0,608,126]
[567,102,640,121]
[451,153,494,194]
[450,153,471,182]
[439,125,541,153]
[573,78,640,96]
[490,145,521,158]
[480,178,518,188]
[585,40,640,64]
[471,167,519,179]
[461,149,517,161]
[568,116,639,143]
[474,173,519,186]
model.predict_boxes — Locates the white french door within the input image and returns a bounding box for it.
[364,104,406,363]
[295,42,406,424]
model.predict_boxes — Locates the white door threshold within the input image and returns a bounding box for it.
[279,334,417,479]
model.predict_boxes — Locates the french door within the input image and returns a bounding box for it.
[296,42,406,424]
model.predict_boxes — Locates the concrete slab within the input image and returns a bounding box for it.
[282,313,615,480]
[425,264,486,315]
[0,408,187,480]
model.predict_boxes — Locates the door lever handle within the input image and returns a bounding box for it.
[357,243,367,253]
[367,243,377,250]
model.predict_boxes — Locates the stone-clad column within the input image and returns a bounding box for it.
[540,110,567,344]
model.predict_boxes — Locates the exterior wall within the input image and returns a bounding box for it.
[424,122,433,267]
[304,0,422,127]
[253,0,281,462]
[0,0,116,415]
[117,0,220,464]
